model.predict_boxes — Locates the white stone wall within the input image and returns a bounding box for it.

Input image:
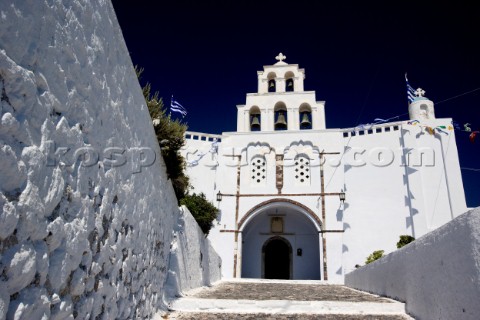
[0,1,221,319]
[342,120,467,275]
[345,207,480,320]
[163,206,221,300]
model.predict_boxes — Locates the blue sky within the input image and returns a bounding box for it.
[112,1,479,207]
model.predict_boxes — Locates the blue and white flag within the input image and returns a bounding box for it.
[170,96,187,117]
[405,73,415,104]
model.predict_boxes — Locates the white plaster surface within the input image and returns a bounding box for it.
[0,1,221,319]
[164,206,222,301]
[345,207,480,320]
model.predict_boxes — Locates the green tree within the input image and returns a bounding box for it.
[365,250,384,264]
[397,235,415,249]
[180,193,219,235]
[137,67,189,201]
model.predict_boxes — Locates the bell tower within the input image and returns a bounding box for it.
[408,87,436,121]
[236,53,326,132]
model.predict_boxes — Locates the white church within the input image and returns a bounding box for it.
[181,54,468,283]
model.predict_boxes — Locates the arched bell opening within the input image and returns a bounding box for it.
[299,103,312,130]
[274,102,288,131]
[249,106,261,131]
[267,72,277,93]
[285,71,295,92]
[420,104,429,119]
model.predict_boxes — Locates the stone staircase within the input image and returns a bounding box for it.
[163,279,413,319]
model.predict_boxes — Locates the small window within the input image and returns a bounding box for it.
[351,131,356,136]
[393,126,399,131]
[251,156,267,185]
[367,129,373,134]
[359,131,365,136]
[294,155,311,186]
[343,132,349,138]
[376,128,382,133]
[385,127,391,132]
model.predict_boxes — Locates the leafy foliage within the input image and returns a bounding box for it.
[180,193,219,235]
[396,235,415,249]
[137,67,189,201]
[365,250,384,264]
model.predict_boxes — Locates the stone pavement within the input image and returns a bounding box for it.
[164,279,413,319]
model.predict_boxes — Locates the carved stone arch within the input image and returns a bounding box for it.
[238,198,322,231]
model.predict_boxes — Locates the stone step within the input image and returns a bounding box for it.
[163,279,413,320]
[167,312,411,319]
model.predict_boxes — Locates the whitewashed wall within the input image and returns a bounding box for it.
[345,207,480,320]
[163,206,221,301]
[342,120,467,275]
[0,1,221,319]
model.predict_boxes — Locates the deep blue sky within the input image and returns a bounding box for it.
[112,1,479,207]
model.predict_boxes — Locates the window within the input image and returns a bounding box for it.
[251,156,267,185]
[294,155,310,185]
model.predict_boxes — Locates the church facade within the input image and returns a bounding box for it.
[181,54,468,283]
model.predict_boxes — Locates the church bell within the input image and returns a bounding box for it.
[250,115,260,130]
[275,111,287,129]
[300,112,311,128]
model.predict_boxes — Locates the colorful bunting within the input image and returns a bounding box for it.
[470,131,479,143]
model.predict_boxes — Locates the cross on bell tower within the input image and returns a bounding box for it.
[275,53,286,63]
[415,88,426,97]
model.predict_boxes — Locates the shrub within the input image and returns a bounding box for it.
[137,67,189,201]
[397,235,415,249]
[180,193,219,235]
[365,250,384,264]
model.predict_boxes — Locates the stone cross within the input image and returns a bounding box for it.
[275,53,286,62]
[415,88,426,97]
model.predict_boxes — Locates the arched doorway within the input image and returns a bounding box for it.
[240,200,322,280]
[263,236,292,279]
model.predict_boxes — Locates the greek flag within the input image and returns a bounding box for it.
[405,73,415,104]
[170,96,187,117]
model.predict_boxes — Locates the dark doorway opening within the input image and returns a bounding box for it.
[263,237,292,279]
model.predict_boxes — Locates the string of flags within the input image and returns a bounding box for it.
[453,121,479,143]
[407,119,479,143]
[353,116,478,143]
